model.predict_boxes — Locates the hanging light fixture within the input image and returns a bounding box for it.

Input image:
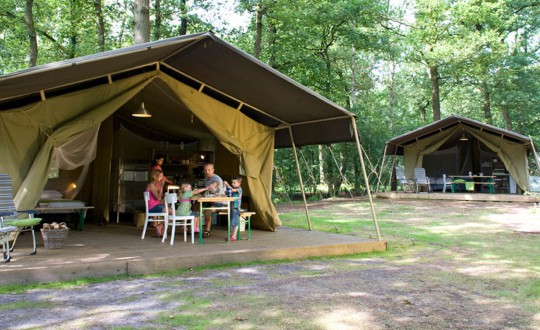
[459,133,469,141]
[132,90,152,118]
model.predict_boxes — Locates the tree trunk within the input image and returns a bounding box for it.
[154,0,162,40]
[318,145,325,183]
[350,46,357,108]
[388,61,395,131]
[94,0,105,52]
[134,0,150,44]
[268,23,277,67]
[179,0,188,35]
[68,0,77,58]
[254,4,264,59]
[502,105,513,131]
[25,0,37,67]
[481,81,493,125]
[428,65,441,121]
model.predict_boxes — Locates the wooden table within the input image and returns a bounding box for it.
[34,206,94,231]
[450,175,495,194]
[195,195,236,244]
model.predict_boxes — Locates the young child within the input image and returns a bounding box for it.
[176,183,207,233]
[223,176,242,241]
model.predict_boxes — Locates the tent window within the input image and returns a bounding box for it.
[112,64,157,81]
[202,86,240,109]
[47,76,110,98]
[0,93,41,110]
[240,104,282,127]
[162,66,201,90]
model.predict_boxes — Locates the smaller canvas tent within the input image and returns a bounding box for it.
[383,115,535,193]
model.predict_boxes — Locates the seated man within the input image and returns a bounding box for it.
[201,163,224,237]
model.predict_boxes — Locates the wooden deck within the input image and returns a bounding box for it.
[0,223,386,285]
[376,191,540,203]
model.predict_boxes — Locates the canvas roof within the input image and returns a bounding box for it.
[0,31,356,148]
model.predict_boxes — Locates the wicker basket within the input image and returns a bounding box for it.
[41,227,69,249]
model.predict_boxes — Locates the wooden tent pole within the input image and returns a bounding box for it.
[388,155,397,192]
[288,126,312,231]
[529,136,540,177]
[351,117,381,241]
[376,144,388,193]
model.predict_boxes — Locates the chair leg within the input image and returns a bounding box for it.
[2,237,11,263]
[162,220,168,244]
[30,226,37,255]
[141,220,149,239]
[170,221,176,246]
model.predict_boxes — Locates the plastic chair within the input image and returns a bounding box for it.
[141,191,168,240]
[413,168,431,193]
[442,174,453,193]
[164,193,195,245]
[395,166,414,192]
[0,173,41,262]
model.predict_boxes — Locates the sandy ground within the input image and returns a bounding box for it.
[1,199,539,329]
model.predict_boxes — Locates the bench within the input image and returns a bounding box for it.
[218,211,255,240]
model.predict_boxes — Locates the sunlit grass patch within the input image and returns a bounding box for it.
[0,300,53,311]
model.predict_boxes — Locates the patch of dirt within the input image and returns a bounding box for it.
[1,199,539,329]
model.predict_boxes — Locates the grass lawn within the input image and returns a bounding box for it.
[276,198,540,314]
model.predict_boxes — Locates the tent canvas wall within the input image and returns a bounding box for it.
[0,32,372,232]
[383,115,534,193]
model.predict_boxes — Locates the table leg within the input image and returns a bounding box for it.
[77,209,85,231]
[199,201,203,244]
[226,203,231,243]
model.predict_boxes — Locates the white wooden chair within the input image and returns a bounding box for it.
[141,191,168,241]
[413,168,431,193]
[164,193,195,245]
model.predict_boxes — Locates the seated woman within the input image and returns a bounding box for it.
[146,169,166,237]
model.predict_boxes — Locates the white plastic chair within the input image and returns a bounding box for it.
[395,166,414,192]
[442,174,453,193]
[165,193,195,245]
[413,168,431,193]
[141,191,168,241]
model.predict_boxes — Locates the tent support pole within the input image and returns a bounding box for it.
[529,136,540,177]
[388,155,397,192]
[376,145,388,193]
[288,126,312,231]
[351,117,381,241]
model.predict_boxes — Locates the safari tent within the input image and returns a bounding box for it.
[383,115,536,193]
[0,32,377,233]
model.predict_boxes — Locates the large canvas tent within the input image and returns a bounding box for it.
[0,32,377,233]
[383,115,535,193]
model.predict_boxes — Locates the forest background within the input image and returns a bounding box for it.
[1,0,539,199]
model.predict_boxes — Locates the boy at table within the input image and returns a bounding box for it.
[223,176,242,241]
